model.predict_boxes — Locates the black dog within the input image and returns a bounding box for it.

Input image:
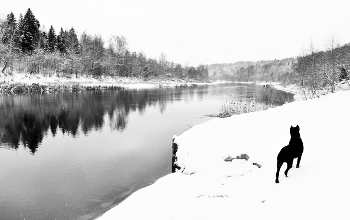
[275,125,304,183]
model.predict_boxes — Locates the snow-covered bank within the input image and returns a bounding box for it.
[254,80,350,101]
[0,72,228,92]
[98,90,350,220]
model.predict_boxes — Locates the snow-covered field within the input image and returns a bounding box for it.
[98,87,350,219]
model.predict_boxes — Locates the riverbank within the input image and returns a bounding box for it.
[252,81,350,101]
[98,83,350,219]
[0,72,226,94]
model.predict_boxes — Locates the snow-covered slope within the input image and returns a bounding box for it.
[98,90,350,220]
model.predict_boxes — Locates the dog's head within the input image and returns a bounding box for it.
[290,125,300,138]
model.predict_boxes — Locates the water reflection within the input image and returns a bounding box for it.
[0,87,205,153]
[0,84,293,154]
[0,83,294,220]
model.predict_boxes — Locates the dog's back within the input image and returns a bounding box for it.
[277,129,303,161]
[288,137,303,158]
[275,125,304,183]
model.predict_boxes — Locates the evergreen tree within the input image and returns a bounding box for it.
[67,27,79,53]
[21,8,40,53]
[47,25,57,52]
[1,12,17,46]
[56,28,66,54]
[38,29,48,51]
[14,14,24,50]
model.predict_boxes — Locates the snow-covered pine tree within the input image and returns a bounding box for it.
[21,8,40,54]
[57,28,66,54]
[14,14,24,51]
[47,25,57,52]
[1,12,17,45]
[38,28,48,51]
[67,28,79,53]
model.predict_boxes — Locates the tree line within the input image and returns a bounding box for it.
[209,58,296,83]
[0,8,209,81]
[209,39,350,95]
[293,39,350,95]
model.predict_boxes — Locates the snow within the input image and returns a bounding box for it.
[98,87,350,219]
[0,72,229,90]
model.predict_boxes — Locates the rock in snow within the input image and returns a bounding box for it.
[99,90,350,220]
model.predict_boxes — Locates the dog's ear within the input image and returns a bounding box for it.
[290,125,293,129]
[296,125,300,130]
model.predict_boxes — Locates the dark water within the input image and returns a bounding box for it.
[0,83,293,220]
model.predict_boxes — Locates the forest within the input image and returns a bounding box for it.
[209,38,350,95]
[209,58,295,83]
[0,8,209,81]
[1,8,350,95]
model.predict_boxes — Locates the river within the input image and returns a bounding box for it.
[0,83,293,220]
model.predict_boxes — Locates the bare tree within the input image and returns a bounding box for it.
[307,41,322,96]
[0,16,18,75]
[324,36,339,92]
[159,52,168,76]
[64,34,80,77]
[108,35,129,76]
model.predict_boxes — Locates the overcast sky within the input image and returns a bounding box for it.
[1,0,350,66]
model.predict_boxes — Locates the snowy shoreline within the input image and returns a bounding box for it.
[5,72,349,219]
[98,83,350,219]
[0,73,306,98]
[0,73,230,94]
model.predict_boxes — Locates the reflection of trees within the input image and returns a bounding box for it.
[58,110,80,136]
[47,115,58,136]
[159,97,167,113]
[0,85,209,154]
[258,87,294,106]
[1,118,21,149]
[109,109,127,131]
[1,112,44,154]
[197,85,208,100]
[20,113,45,154]
[0,85,294,154]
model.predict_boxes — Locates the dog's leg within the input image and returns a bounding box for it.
[296,154,302,168]
[275,162,283,183]
[284,160,293,177]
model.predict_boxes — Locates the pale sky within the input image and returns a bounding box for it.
[1,0,350,66]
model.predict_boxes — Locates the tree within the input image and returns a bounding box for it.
[197,65,209,81]
[187,66,197,79]
[174,64,183,78]
[56,28,66,53]
[0,12,19,74]
[324,37,340,92]
[237,66,247,81]
[297,42,324,97]
[67,28,79,52]
[38,27,48,51]
[47,25,57,52]
[79,32,105,76]
[247,65,255,81]
[108,35,129,76]
[0,9,214,80]
[63,28,80,77]
[158,52,169,76]
[136,52,148,77]
[1,12,17,45]
[20,8,40,53]
[262,63,272,81]
[14,13,24,50]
